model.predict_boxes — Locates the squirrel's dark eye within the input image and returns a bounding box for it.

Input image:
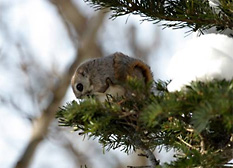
[76,83,83,92]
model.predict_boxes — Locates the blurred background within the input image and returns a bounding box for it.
[0,0,191,167]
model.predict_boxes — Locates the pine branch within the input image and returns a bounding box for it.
[57,79,233,167]
[84,0,233,32]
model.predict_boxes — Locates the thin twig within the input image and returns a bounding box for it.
[199,134,206,154]
[177,136,198,150]
[185,128,194,132]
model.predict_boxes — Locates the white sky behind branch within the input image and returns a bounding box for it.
[0,0,192,167]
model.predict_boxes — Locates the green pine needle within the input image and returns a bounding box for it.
[84,0,233,32]
[57,79,233,167]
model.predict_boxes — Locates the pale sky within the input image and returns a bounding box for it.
[0,0,193,167]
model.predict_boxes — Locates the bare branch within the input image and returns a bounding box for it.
[15,3,108,168]
[49,0,87,36]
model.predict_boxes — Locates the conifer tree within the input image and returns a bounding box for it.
[57,1,233,167]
